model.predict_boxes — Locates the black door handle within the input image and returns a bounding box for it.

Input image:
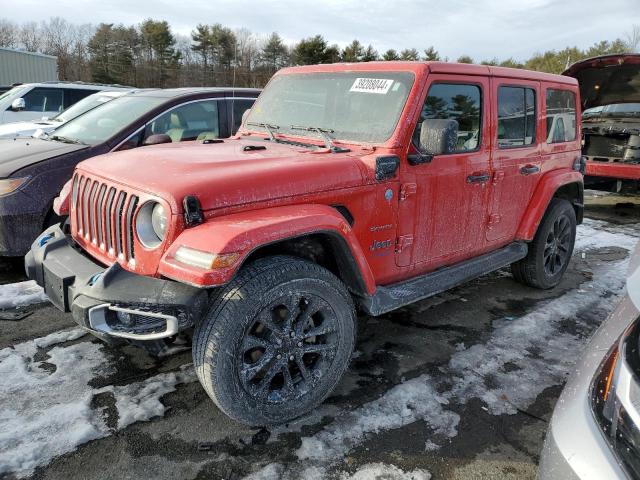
[467,173,491,184]
[520,165,540,176]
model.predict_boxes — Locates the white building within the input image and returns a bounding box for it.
[0,48,58,85]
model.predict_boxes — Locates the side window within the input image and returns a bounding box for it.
[231,99,255,134]
[145,100,220,143]
[546,89,576,143]
[22,88,63,113]
[413,83,482,152]
[497,86,536,148]
[63,89,95,108]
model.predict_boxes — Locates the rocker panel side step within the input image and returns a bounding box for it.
[360,242,528,316]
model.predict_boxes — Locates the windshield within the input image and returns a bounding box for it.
[246,71,415,144]
[51,95,166,145]
[52,92,124,123]
[583,103,640,118]
[0,85,27,103]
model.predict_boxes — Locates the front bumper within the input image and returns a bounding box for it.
[25,224,208,340]
[0,211,45,257]
[586,162,640,181]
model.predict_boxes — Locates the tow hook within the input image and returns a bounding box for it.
[89,273,102,286]
[38,233,54,247]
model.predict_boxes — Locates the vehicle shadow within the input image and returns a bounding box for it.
[0,256,27,285]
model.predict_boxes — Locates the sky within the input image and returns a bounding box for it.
[1,0,640,61]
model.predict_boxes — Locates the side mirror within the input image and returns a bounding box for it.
[419,119,459,156]
[10,98,25,112]
[143,133,172,146]
[241,109,251,126]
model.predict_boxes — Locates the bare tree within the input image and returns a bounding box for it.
[626,24,640,53]
[235,28,258,70]
[40,18,77,79]
[19,22,42,52]
[0,19,18,48]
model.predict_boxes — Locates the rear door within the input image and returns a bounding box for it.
[486,79,542,245]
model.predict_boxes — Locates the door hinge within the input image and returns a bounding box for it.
[396,235,414,253]
[400,183,417,201]
[488,214,502,226]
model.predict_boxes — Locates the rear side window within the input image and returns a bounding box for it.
[498,86,536,148]
[22,88,63,113]
[231,99,255,134]
[414,83,482,152]
[546,89,576,143]
[63,89,97,108]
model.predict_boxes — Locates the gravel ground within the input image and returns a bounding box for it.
[0,191,638,480]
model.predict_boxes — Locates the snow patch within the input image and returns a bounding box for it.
[243,463,285,480]
[33,328,87,348]
[445,222,635,415]
[340,463,431,480]
[297,375,459,462]
[0,280,49,309]
[576,218,639,252]
[0,330,196,478]
[104,366,197,429]
[0,332,109,478]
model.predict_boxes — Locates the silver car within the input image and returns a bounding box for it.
[539,242,640,478]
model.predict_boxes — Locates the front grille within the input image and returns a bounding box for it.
[72,174,139,262]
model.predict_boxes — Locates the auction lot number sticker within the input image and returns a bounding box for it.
[350,78,394,94]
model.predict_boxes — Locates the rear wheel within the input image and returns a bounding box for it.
[511,198,576,289]
[193,255,356,425]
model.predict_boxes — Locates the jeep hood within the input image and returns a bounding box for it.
[0,138,87,177]
[77,139,369,212]
[563,54,640,110]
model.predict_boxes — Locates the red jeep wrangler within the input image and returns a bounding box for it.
[26,62,584,425]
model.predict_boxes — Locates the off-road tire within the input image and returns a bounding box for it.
[511,198,576,289]
[193,255,356,426]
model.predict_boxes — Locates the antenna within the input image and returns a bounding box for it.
[231,40,238,132]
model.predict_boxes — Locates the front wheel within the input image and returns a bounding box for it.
[511,198,577,289]
[193,255,356,426]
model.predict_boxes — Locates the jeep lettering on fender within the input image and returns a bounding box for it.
[26,61,584,425]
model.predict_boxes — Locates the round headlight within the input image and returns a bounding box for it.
[136,202,167,249]
[151,203,167,239]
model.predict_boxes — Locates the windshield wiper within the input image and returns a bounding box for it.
[246,122,281,143]
[49,135,85,145]
[290,125,350,152]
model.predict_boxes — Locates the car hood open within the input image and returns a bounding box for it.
[0,138,87,177]
[76,138,370,213]
[563,54,640,110]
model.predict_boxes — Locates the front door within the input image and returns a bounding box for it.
[396,76,492,270]
[486,79,542,245]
